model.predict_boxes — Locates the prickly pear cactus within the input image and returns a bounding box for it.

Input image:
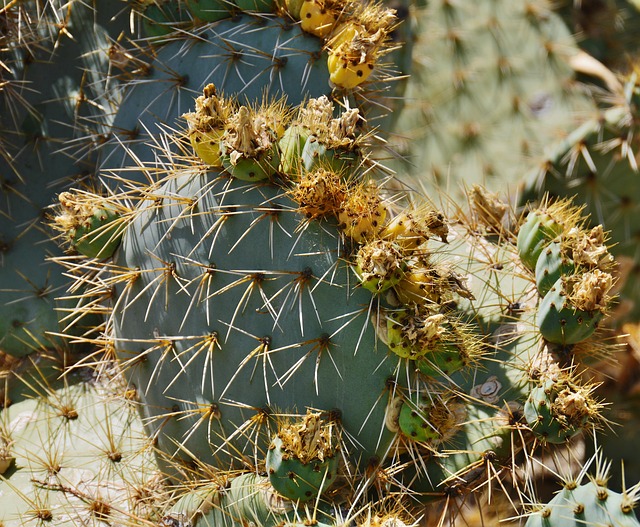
[46,75,621,527]
[97,0,401,176]
[5,1,639,526]
[0,369,162,525]
[0,0,128,358]
[388,0,596,199]
[525,452,640,527]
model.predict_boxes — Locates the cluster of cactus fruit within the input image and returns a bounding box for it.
[2,0,640,526]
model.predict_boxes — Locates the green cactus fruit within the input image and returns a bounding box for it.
[284,0,305,19]
[535,241,576,297]
[398,392,464,444]
[301,136,361,174]
[524,376,598,444]
[54,192,125,260]
[384,308,450,360]
[219,105,282,181]
[266,411,340,502]
[415,322,482,378]
[354,239,406,294]
[537,277,605,345]
[517,210,564,271]
[296,96,362,174]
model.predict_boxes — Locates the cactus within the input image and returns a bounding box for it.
[0,0,129,357]
[386,0,597,199]
[43,77,622,527]
[3,1,640,526]
[0,368,162,525]
[525,450,640,527]
[522,70,640,322]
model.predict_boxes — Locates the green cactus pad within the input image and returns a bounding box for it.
[526,480,640,527]
[109,169,397,471]
[185,0,232,22]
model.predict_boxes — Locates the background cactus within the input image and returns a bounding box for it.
[0,367,162,524]
[521,71,640,323]
[0,0,127,358]
[385,0,597,199]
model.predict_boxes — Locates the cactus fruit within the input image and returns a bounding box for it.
[522,70,640,322]
[516,198,615,345]
[524,375,601,444]
[265,411,340,502]
[354,239,406,294]
[51,191,127,260]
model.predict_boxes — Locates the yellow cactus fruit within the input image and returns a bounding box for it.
[337,181,386,243]
[326,5,397,89]
[394,266,442,306]
[299,0,345,37]
[182,84,235,167]
[381,209,449,251]
[292,168,347,220]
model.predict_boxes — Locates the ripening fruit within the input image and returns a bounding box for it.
[189,129,224,167]
[354,239,406,293]
[328,50,375,89]
[299,0,342,37]
[337,181,386,242]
